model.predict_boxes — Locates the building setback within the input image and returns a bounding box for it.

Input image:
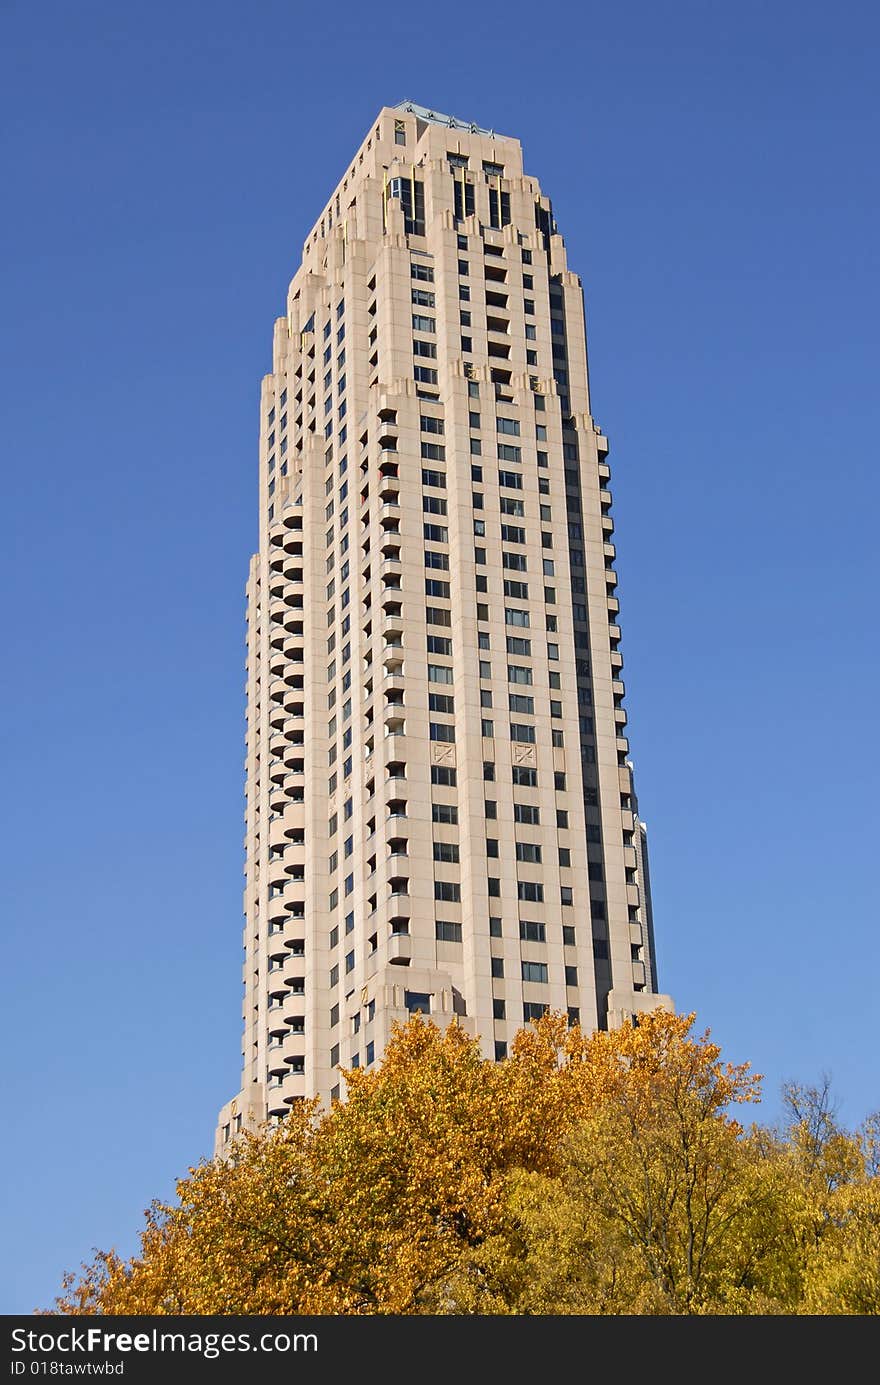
[216,102,672,1151]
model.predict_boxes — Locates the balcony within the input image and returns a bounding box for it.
[388,890,411,914]
[388,932,412,965]
[267,861,288,891]
[281,989,306,1024]
[383,671,405,696]
[282,1033,306,1066]
[283,917,306,950]
[386,852,409,874]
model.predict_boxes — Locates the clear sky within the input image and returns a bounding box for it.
[2,0,878,1315]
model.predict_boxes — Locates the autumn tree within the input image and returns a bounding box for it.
[53,1011,878,1316]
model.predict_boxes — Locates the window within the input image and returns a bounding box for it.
[425,549,450,570]
[405,991,432,1014]
[431,765,457,785]
[427,635,453,655]
[434,881,461,902]
[413,339,437,358]
[430,722,456,742]
[522,961,548,983]
[428,663,454,684]
[505,608,530,627]
[510,722,536,743]
[426,607,452,626]
[433,841,460,862]
[554,772,567,790]
[519,920,545,942]
[423,494,447,514]
[499,497,525,517]
[429,692,455,713]
[504,580,528,600]
[493,998,506,1020]
[411,262,434,282]
[508,664,533,685]
[561,886,574,905]
[412,287,435,307]
[483,761,495,781]
[502,552,527,571]
[518,881,544,902]
[501,524,526,544]
[436,920,463,942]
[506,636,531,655]
[432,803,458,823]
[512,766,538,786]
[498,469,522,490]
[423,523,448,543]
[519,1002,547,1026]
[514,803,540,826]
[497,417,520,435]
[420,414,445,434]
[425,578,450,598]
[485,837,499,857]
[516,842,542,863]
[497,443,522,462]
[491,956,504,978]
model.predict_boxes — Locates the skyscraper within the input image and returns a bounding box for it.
[215,102,671,1152]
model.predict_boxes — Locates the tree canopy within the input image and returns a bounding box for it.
[54,1011,879,1315]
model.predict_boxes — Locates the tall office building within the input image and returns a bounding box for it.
[216,102,671,1152]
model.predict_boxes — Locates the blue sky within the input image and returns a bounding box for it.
[2,0,878,1314]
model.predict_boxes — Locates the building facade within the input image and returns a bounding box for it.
[216,102,671,1152]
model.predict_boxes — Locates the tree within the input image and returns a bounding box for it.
[52,1011,878,1316]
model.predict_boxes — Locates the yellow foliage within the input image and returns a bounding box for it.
[51,1011,879,1316]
